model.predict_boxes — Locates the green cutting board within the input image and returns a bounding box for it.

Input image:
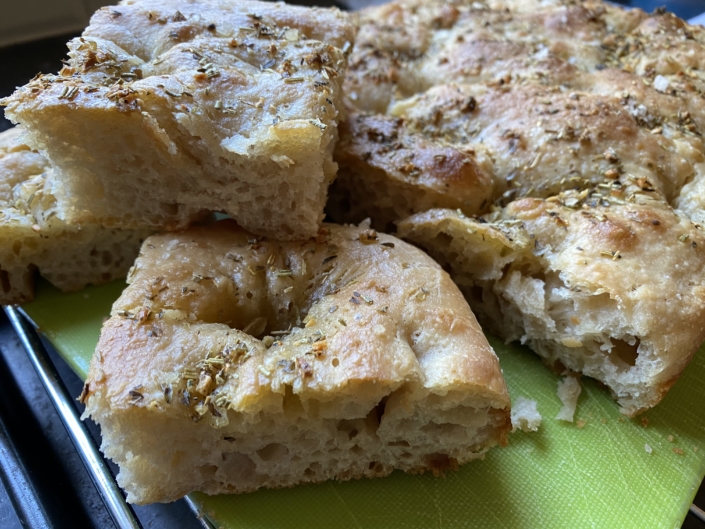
[21,278,705,528]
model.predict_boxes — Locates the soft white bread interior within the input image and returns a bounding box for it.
[3,0,354,239]
[82,220,511,503]
[0,127,150,304]
[398,188,705,417]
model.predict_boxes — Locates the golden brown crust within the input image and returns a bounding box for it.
[2,0,354,239]
[84,220,510,503]
[346,0,645,112]
[329,113,493,230]
[389,82,699,204]
[336,0,705,228]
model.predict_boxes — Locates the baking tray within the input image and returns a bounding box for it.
[17,278,705,528]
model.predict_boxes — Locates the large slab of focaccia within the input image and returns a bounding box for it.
[331,0,705,415]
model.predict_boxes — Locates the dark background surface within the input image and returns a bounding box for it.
[1,0,705,528]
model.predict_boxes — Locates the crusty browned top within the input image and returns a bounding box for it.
[347,0,643,112]
[86,220,509,419]
[340,0,705,220]
[390,82,700,204]
[347,0,705,113]
[92,0,354,59]
[335,112,495,213]
[2,0,353,164]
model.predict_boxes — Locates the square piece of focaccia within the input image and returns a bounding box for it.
[0,127,151,304]
[398,187,705,417]
[330,0,705,414]
[2,0,354,240]
[81,220,510,503]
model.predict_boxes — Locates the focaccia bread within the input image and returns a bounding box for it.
[332,0,705,225]
[2,0,354,240]
[398,184,705,417]
[0,127,151,304]
[331,80,702,227]
[345,0,704,119]
[329,112,495,232]
[81,220,511,504]
[329,0,705,414]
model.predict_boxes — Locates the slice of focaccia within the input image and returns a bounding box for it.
[398,185,705,416]
[82,220,511,503]
[2,0,354,240]
[0,127,150,304]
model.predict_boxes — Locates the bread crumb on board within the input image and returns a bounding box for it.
[511,397,542,432]
[556,376,582,422]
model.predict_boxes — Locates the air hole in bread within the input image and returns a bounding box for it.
[160,202,179,216]
[421,422,465,437]
[0,269,10,294]
[222,452,256,479]
[515,263,545,283]
[282,387,304,415]
[610,338,640,367]
[469,285,484,303]
[434,232,453,247]
[373,397,388,425]
[256,443,289,462]
[336,419,361,440]
[102,250,113,266]
[200,465,218,480]
[388,440,410,447]
[305,462,322,477]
